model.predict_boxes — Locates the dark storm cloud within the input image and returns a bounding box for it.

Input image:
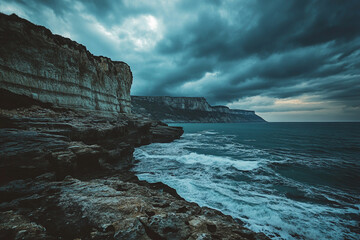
[158,0,360,59]
[11,0,71,16]
[151,0,360,110]
[1,0,360,120]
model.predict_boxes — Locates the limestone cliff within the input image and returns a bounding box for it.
[132,96,266,123]
[0,13,132,114]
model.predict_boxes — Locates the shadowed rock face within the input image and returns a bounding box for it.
[132,96,266,123]
[0,13,132,114]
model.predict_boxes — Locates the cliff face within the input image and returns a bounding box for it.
[0,12,185,185]
[0,13,132,114]
[132,96,266,123]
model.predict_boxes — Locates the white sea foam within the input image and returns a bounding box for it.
[200,130,218,135]
[135,149,260,171]
[179,152,260,171]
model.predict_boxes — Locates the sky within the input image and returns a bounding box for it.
[1,0,360,121]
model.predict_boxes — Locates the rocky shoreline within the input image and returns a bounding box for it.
[0,98,268,240]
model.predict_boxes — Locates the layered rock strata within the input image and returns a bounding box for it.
[0,13,132,114]
[132,96,265,123]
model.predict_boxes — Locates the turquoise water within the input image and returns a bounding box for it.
[133,123,360,239]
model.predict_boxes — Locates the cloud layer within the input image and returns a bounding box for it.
[2,0,360,121]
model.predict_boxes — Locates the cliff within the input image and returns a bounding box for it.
[0,13,268,240]
[0,11,183,189]
[132,96,266,123]
[0,13,132,114]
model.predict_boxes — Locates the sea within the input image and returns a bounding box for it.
[133,122,360,240]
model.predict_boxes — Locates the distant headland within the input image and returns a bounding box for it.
[132,96,266,123]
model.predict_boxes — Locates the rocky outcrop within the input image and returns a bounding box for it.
[0,92,183,184]
[0,13,132,115]
[132,96,266,123]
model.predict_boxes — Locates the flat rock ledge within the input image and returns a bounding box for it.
[0,99,268,240]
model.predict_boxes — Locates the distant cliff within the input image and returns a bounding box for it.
[132,96,266,122]
[0,13,132,114]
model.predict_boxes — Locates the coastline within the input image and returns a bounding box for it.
[0,103,268,240]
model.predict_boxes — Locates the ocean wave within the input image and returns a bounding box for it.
[200,130,218,135]
[136,169,359,240]
[135,148,260,171]
[180,152,260,171]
